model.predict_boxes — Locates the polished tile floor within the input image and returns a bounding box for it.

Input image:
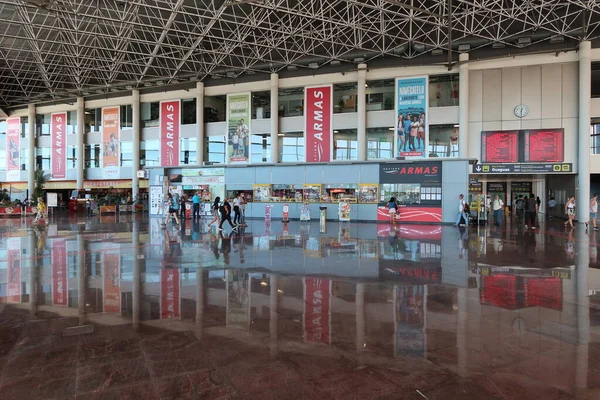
[1,214,599,399]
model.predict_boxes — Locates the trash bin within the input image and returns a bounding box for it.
[319,206,327,233]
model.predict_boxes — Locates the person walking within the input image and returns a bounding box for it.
[388,196,398,224]
[163,193,180,227]
[239,193,247,226]
[232,193,242,225]
[515,195,525,226]
[455,194,469,227]
[492,195,504,226]
[564,196,576,229]
[586,194,598,231]
[179,194,186,220]
[524,194,538,230]
[547,197,557,220]
[192,191,201,219]
[219,196,237,232]
[207,196,221,229]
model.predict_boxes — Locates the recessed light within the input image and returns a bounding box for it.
[331,60,341,66]
[492,42,505,49]
[432,49,444,55]
[287,65,297,71]
[458,44,470,52]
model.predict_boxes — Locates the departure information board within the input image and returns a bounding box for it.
[481,131,519,163]
[524,129,564,162]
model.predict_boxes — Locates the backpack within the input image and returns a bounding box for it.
[219,204,226,214]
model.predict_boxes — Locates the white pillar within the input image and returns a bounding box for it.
[459,53,469,159]
[132,223,141,331]
[533,176,546,215]
[270,73,279,163]
[77,233,86,325]
[76,97,85,190]
[357,64,367,161]
[196,82,205,164]
[356,283,365,353]
[132,90,140,200]
[27,104,35,199]
[576,224,590,389]
[578,41,591,221]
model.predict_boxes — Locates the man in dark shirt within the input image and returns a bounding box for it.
[219,197,237,232]
[524,194,538,230]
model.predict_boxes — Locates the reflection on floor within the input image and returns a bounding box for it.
[0,215,599,399]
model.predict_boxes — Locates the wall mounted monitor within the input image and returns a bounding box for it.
[481,131,519,163]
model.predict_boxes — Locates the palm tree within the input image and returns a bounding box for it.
[32,169,50,203]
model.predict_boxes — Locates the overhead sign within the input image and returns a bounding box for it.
[305,85,332,163]
[160,100,180,167]
[102,107,120,178]
[6,117,20,181]
[395,76,428,158]
[51,112,67,179]
[226,93,251,163]
[481,131,519,163]
[473,163,573,174]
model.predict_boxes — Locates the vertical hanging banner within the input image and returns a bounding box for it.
[102,107,120,178]
[305,85,332,163]
[303,278,332,345]
[51,112,67,179]
[103,253,121,313]
[226,93,251,163]
[395,76,428,158]
[160,269,181,319]
[160,100,180,167]
[6,237,21,303]
[6,117,20,181]
[52,239,68,306]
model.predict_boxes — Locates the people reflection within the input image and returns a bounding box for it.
[164,226,182,257]
[220,232,231,265]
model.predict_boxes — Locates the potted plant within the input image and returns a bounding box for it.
[97,188,121,214]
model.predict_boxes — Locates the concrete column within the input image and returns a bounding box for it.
[459,53,469,159]
[578,41,591,221]
[77,233,86,325]
[132,223,141,331]
[533,176,546,215]
[355,283,365,353]
[132,90,140,200]
[576,223,590,389]
[76,97,85,190]
[270,73,279,163]
[269,275,279,357]
[27,104,35,198]
[357,64,367,161]
[196,82,205,164]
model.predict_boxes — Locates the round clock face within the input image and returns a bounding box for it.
[514,104,529,118]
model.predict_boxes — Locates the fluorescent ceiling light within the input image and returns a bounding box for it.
[492,42,505,48]
[287,65,297,71]
[550,36,564,43]
[308,62,318,69]
[432,49,443,55]
[457,44,470,52]
[518,36,531,45]
[330,60,341,66]
[353,57,365,63]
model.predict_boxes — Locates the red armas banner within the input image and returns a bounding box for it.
[305,85,332,163]
[160,100,180,167]
[51,112,67,179]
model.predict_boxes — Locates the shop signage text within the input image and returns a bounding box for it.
[160,100,180,167]
[305,85,332,163]
[474,163,572,174]
[379,162,442,184]
[51,112,67,179]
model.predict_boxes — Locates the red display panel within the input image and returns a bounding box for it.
[524,129,564,162]
[481,131,519,163]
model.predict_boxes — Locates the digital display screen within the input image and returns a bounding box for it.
[481,131,519,163]
[524,129,564,162]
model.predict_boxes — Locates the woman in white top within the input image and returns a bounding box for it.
[564,196,576,229]
[586,194,598,231]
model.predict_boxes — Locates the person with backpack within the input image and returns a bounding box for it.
[455,194,469,227]
[219,196,237,232]
[515,195,525,226]
[207,196,221,229]
[163,193,180,227]
[524,194,538,230]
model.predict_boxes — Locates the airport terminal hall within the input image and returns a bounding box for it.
[3,0,600,398]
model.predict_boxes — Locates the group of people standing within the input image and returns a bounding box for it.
[397,113,425,153]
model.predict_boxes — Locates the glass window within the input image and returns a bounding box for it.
[380,183,421,205]
[141,102,160,127]
[251,91,270,119]
[429,74,459,107]
[205,96,226,122]
[182,98,197,125]
[278,88,304,117]
[141,140,160,166]
[334,129,357,160]
[0,120,6,135]
[0,148,5,171]
[279,132,304,162]
[251,134,271,163]
[67,111,77,134]
[85,144,101,168]
[366,79,394,111]
[120,105,133,129]
[67,146,77,169]
[428,124,459,158]
[85,108,102,133]
[591,123,600,154]
[333,83,357,114]
[180,138,197,165]
[19,148,27,170]
[36,147,51,170]
[21,120,28,139]
[592,62,600,98]
[36,114,51,136]
[367,127,394,160]
[207,136,226,164]
[120,142,133,166]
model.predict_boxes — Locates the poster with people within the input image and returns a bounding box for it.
[395,76,428,158]
[6,117,20,181]
[102,107,119,178]
[226,93,250,163]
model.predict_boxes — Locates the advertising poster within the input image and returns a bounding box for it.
[303,278,331,345]
[160,100,180,167]
[226,270,250,326]
[103,253,121,313]
[102,107,120,178]
[6,117,20,181]
[6,237,21,304]
[338,201,350,222]
[160,268,181,319]
[394,285,426,357]
[395,76,428,158]
[305,85,332,163]
[226,93,251,163]
[52,239,68,307]
[51,112,67,179]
